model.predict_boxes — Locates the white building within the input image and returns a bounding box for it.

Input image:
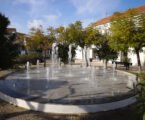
[75,5,145,66]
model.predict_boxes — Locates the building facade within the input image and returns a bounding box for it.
[75,5,145,66]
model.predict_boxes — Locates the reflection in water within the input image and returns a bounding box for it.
[127,76,135,89]
[26,71,30,79]
[27,79,30,95]
[46,67,50,80]
[112,71,117,81]
[13,83,15,88]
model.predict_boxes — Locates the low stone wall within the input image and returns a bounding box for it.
[0,91,136,114]
[0,69,138,114]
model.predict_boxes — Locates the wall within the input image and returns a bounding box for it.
[75,45,95,60]
[128,47,145,66]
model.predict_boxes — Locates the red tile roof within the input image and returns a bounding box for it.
[7,28,16,34]
[93,5,145,26]
[16,32,25,36]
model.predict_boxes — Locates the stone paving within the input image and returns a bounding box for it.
[0,66,137,105]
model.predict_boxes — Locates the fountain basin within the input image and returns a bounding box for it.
[0,67,138,114]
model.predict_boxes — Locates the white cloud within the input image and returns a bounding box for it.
[27,12,61,30]
[12,0,55,17]
[27,19,43,29]
[13,0,46,7]
[13,0,48,5]
[71,0,121,16]
[43,12,61,27]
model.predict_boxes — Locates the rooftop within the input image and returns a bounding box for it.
[93,4,145,26]
[7,28,16,34]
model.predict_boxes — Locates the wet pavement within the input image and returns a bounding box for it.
[0,66,137,105]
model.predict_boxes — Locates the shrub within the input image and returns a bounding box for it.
[136,72,145,120]
[57,44,69,64]
[122,56,131,63]
[16,52,43,65]
[139,72,145,81]
[27,52,43,64]
[57,44,76,64]
[16,54,28,65]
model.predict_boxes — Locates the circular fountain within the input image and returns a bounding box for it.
[0,44,138,114]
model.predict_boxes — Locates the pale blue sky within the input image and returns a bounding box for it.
[0,0,145,33]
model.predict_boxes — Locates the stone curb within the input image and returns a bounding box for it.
[0,91,136,114]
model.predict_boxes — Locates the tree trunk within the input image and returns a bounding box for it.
[84,47,88,67]
[85,51,88,67]
[136,50,142,73]
[82,48,84,66]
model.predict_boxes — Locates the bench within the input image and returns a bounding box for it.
[112,61,132,70]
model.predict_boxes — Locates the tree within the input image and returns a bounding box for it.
[110,9,145,72]
[57,43,69,64]
[27,25,45,50]
[95,35,118,68]
[84,26,118,68]
[46,26,57,58]
[84,26,102,66]
[56,21,85,46]
[0,13,20,69]
[67,21,85,47]
[55,26,69,43]
[26,25,56,67]
[55,22,84,64]
[84,26,103,45]
[46,26,56,45]
[109,12,129,53]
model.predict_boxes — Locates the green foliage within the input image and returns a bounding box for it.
[16,54,28,64]
[56,21,85,48]
[110,9,142,52]
[0,13,10,37]
[84,26,117,63]
[70,46,76,62]
[26,25,55,51]
[122,56,131,63]
[46,26,56,47]
[139,72,145,81]
[95,35,118,61]
[110,9,145,72]
[57,44,76,64]
[136,72,145,120]
[16,52,43,65]
[0,13,20,69]
[109,12,130,52]
[68,21,85,48]
[55,26,69,43]
[56,21,119,65]
[84,26,102,46]
[57,44,69,64]
[27,52,43,64]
